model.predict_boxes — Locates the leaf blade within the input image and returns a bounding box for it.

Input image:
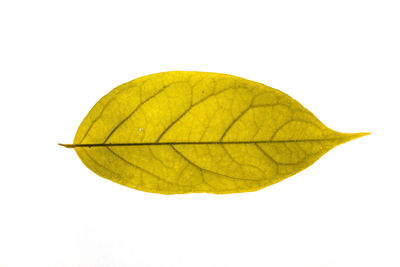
[67,71,368,194]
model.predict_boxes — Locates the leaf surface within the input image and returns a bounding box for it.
[62,71,368,194]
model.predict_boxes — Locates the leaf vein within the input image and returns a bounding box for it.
[171,145,262,182]
[106,147,189,189]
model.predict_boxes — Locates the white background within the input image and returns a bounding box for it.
[1,0,399,266]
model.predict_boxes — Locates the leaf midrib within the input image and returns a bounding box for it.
[59,137,356,148]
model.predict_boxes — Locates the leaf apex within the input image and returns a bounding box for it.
[353,132,371,138]
[341,132,371,143]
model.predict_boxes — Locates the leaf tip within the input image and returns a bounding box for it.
[353,132,371,138]
[342,132,371,143]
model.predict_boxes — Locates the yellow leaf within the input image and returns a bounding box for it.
[60,71,369,194]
